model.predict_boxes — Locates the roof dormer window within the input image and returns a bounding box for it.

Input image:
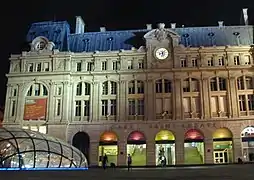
[37,41,46,50]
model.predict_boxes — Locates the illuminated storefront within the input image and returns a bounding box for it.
[126,131,146,166]
[155,130,175,165]
[241,126,254,161]
[184,129,204,164]
[213,128,233,164]
[98,131,118,166]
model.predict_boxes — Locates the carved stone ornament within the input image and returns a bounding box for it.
[154,23,167,41]
[30,36,55,52]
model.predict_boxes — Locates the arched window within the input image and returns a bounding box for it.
[183,78,199,92]
[128,81,135,94]
[76,82,91,96]
[156,79,171,93]
[237,76,253,90]
[102,81,117,95]
[26,83,48,96]
[128,80,144,94]
[210,77,227,91]
[24,83,48,120]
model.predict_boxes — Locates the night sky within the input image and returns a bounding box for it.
[0,0,253,106]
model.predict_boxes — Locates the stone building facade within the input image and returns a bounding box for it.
[3,9,254,166]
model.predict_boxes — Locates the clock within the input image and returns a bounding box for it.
[155,48,169,60]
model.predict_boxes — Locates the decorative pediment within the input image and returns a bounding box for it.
[144,23,180,42]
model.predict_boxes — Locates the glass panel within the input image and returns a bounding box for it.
[48,141,62,155]
[21,152,35,168]
[48,153,61,167]
[35,152,49,168]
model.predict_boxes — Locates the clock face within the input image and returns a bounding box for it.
[155,48,169,60]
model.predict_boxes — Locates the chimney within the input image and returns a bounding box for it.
[75,16,85,34]
[171,23,176,29]
[146,24,152,30]
[100,27,106,32]
[218,21,224,27]
[243,8,248,25]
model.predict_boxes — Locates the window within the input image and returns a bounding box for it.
[210,77,226,91]
[11,100,16,117]
[245,55,251,65]
[137,81,144,94]
[138,61,144,69]
[218,57,225,66]
[113,61,120,70]
[248,95,254,111]
[164,79,171,93]
[26,83,48,96]
[246,77,253,89]
[192,58,197,67]
[76,82,82,96]
[57,87,62,95]
[234,56,240,65]
[128,60,133,69]
[12,88,17,97]
[87,62,94,71]
[36,63,42,72]
[128,81,135,94]
[128,99,135,115]
[239,95,246,111]
[56,99,61,116]
[137,99,144,115]
[101,100,108,116]
[181,58,187,67]
[102,82,108,95]
[84,83,91,95]
[84,100,90,116]
[111,82,117,95]
[75,101,81,116]
[28,63,33,72]
[183,79,190,92]
[208,57,214,66]
[44,62,49,71]
[156,80,162,93]
[110,100,116,115]
[102,61,107,71]
[76,62,82,72]
[237,77,244,90]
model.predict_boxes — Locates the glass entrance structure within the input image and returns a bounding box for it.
[0,127,88,169]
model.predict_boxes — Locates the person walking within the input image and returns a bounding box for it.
[102,154,108,170]
[127,154,132,171]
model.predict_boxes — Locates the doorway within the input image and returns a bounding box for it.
[72,132,90,164]
[214,150,229,164]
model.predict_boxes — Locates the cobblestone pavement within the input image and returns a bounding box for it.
[1,164,254,180]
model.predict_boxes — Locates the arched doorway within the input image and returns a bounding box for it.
[127,131,146,166]
[241,126,254,161]
[184,129,204,164]
[155,130,175,166]
[72,132,90,164]
[98,131,118,166]
[212,128,233,164]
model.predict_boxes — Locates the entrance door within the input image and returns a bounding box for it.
[213,149,229,164]
[72,132,90,164]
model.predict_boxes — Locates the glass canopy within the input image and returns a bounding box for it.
[0,127,88,169]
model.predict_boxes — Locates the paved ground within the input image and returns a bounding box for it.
[0,164,254,180]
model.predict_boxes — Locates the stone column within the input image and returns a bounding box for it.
[119,80,126,121]
[146,140,155,166]
[48,82,55,122]
[146,79,155,121]
[175,132,184,164]
[204,139,214,164]
[201,76,210,119]
[233,136,242,163]
[3,85,11,122]
[15,83,25,124]
[92,81,99,121]
[90,141,99,166]
[89,83,94,122]
[228,76,238,117]
[173,77,182,120]
[117,141,127,166]
[62,81,69,122]
[116,82,120,121]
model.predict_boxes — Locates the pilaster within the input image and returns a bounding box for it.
[173,76,182,120]
[233,136,242,163]
[117,141,127,166]
[146,140,155,165]
[90,141,99,166]
[62,81,69,122]
[48,81,55,122]
[146,79,155,121]
[175,132,184,164]
[228,76,238,117]
[204,139,214,164]
[201,76,210,119]
[92,81,99,121]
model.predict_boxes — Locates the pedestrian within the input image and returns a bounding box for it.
[102,154,108,170]
[127,154,132,171]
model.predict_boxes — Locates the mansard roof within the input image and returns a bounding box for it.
[26,21,254,53]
